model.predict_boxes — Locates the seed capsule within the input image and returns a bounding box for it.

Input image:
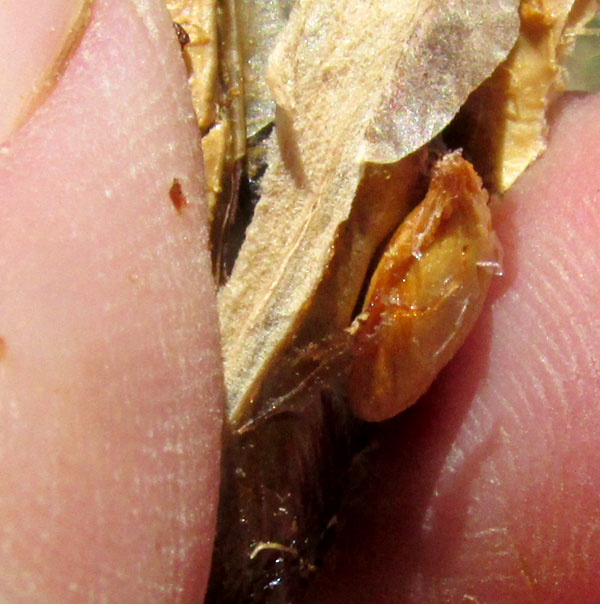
[349,152,501,421]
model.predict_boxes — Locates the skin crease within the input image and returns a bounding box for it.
[1,1,599,603]
[0,0,222,602]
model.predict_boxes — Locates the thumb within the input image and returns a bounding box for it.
[0,0,222,601]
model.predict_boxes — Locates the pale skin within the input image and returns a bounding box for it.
[1,1,599,603]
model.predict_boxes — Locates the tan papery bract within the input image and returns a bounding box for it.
[447,0,599,192]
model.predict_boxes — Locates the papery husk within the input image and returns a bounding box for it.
[446,0,599,193]
[218,0,521,425]
[165,0,219,130]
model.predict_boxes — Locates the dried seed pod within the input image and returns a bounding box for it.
[349,152,501,422]
[219,0,520,425]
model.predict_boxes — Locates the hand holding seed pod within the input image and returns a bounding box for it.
[161,0,599,601]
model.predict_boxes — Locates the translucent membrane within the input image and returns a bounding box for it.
[566,11,600,92]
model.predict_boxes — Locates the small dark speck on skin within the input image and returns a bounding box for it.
[169,178,187,213]
[172,22,190,49]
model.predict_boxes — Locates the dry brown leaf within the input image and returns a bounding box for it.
[447,0,599,192]
[218,0,521,424]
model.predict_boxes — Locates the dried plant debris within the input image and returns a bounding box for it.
[166,0,246,281]
[166,0,219,131]
[206,341,363,603]
[349,152,501,421]
[218,0,520,426]
[446,0,599,192]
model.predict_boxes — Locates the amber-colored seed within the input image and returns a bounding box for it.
[348,152,501,422]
